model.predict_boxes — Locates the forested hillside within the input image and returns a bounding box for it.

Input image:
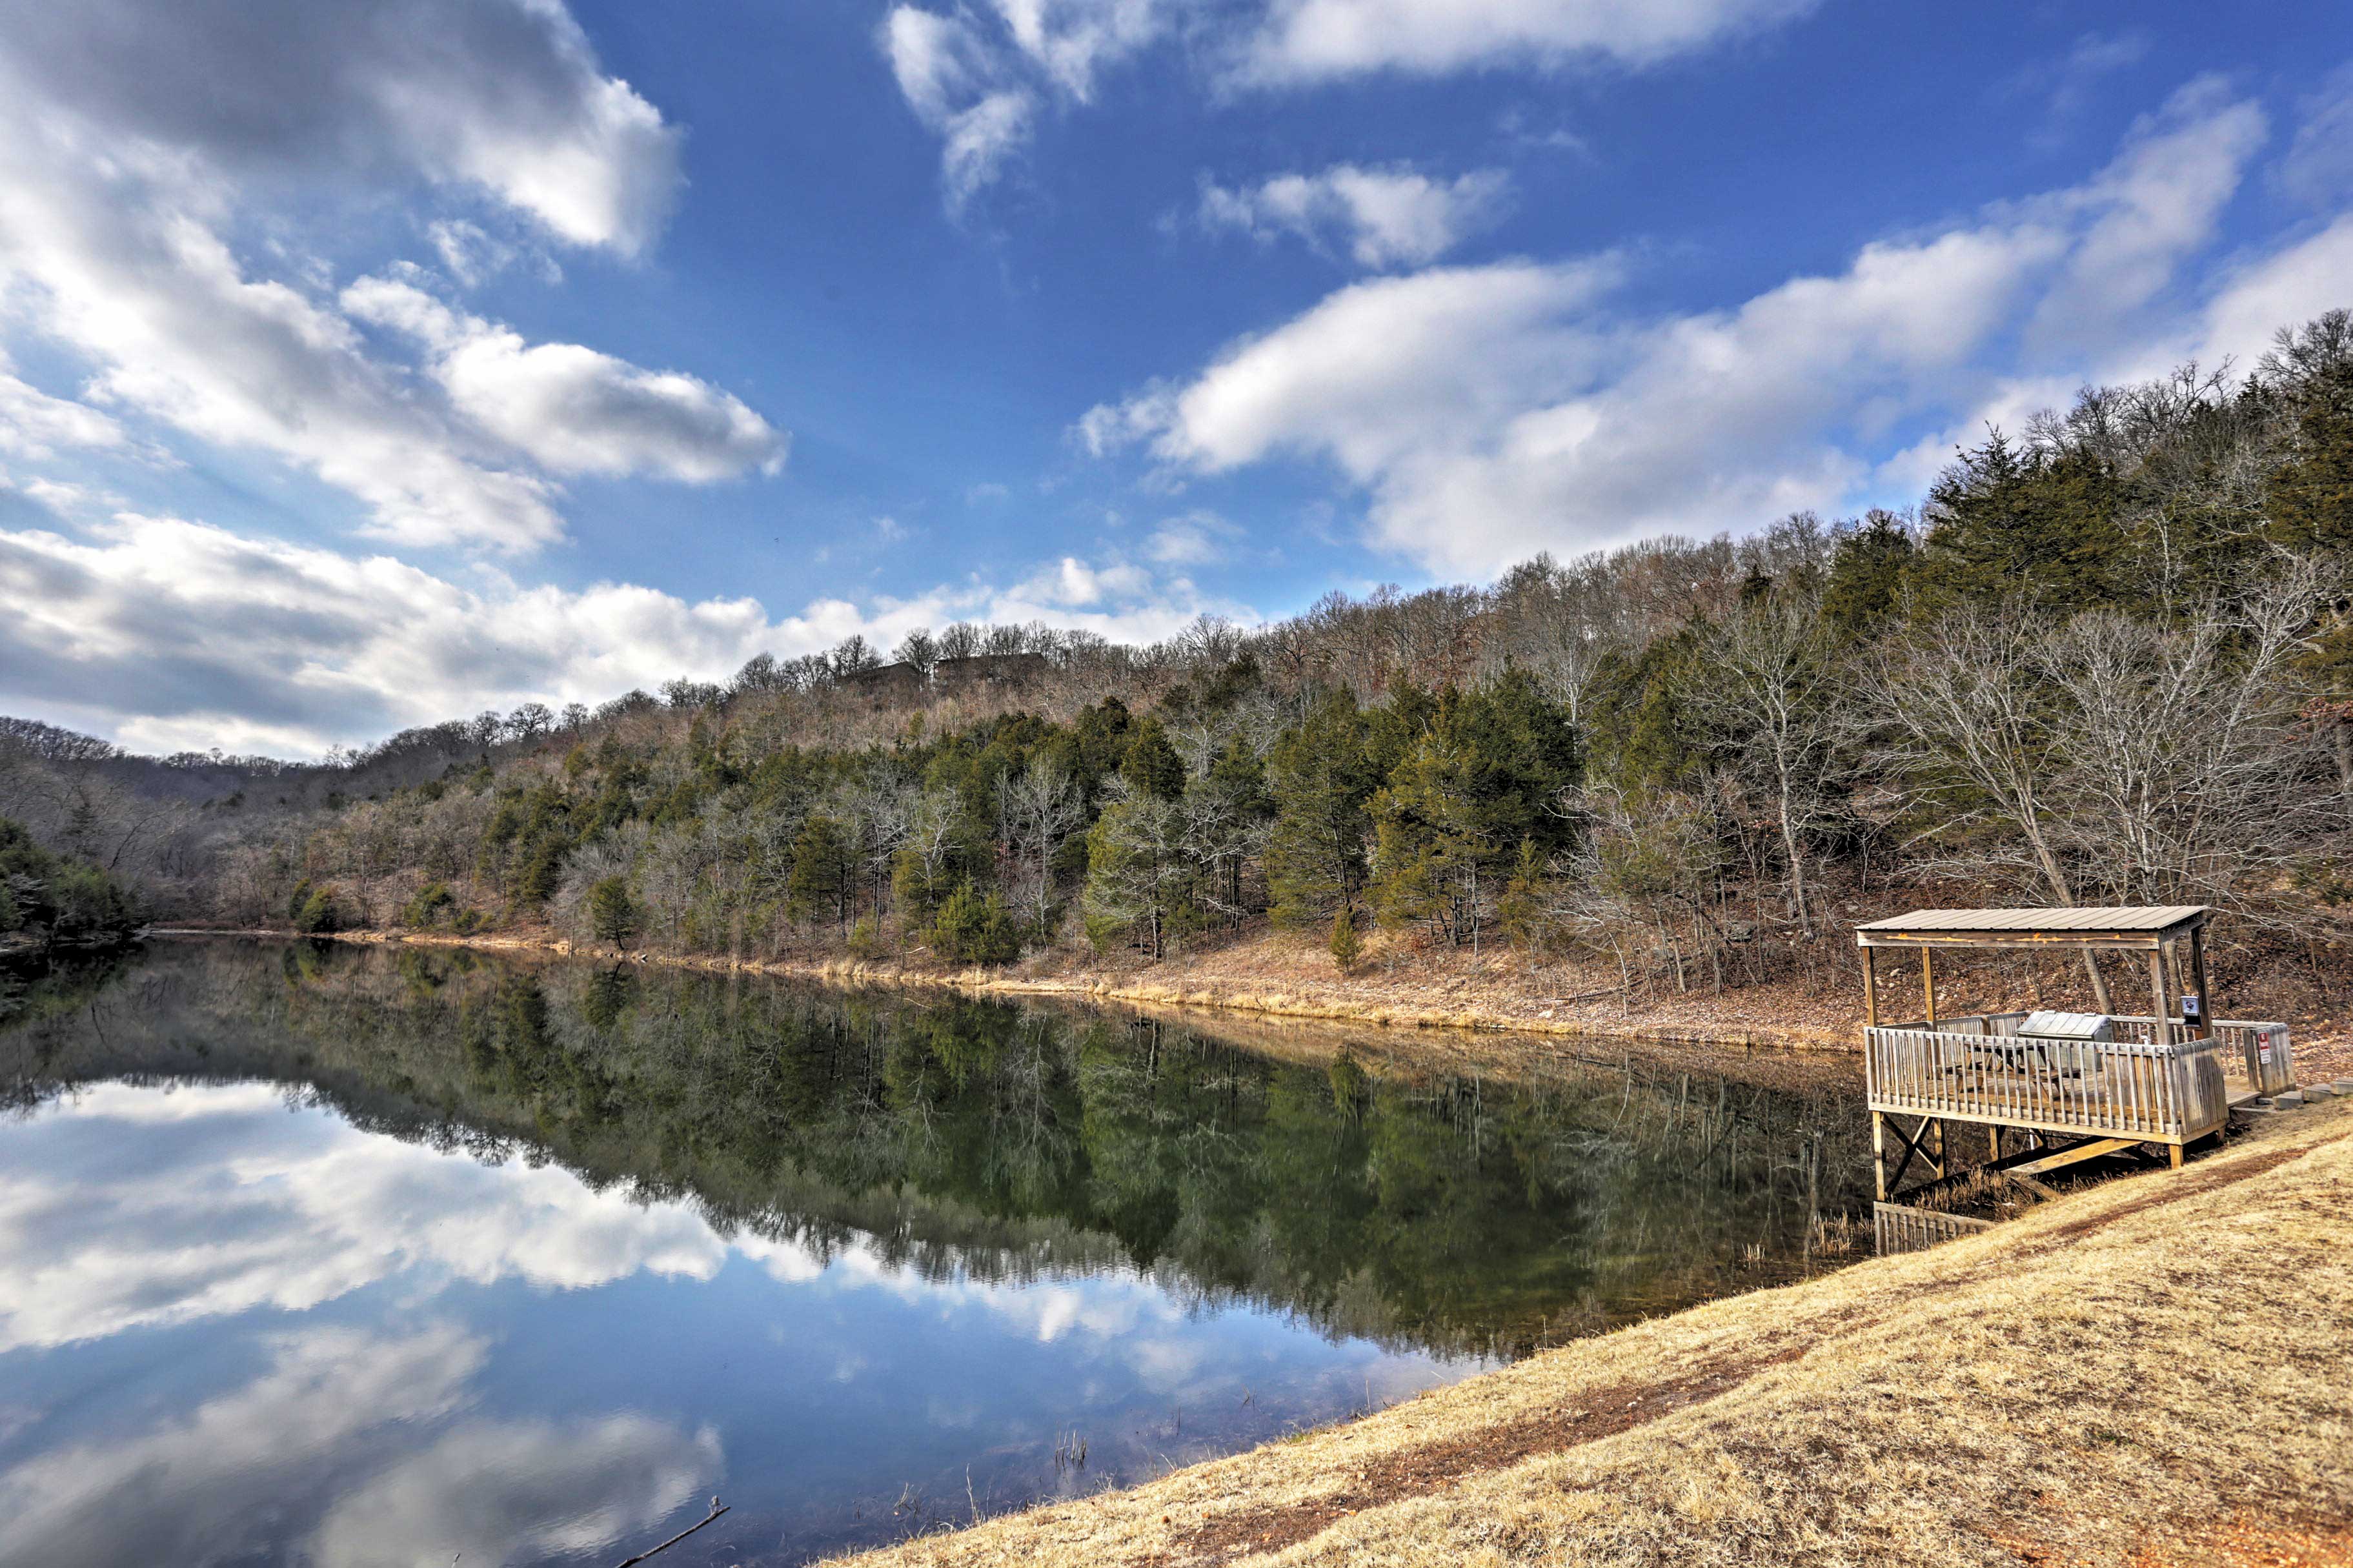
[12,311,2353,1011]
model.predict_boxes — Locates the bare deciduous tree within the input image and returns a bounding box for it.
[1675,593,1853,935]
[998,758,1082,936]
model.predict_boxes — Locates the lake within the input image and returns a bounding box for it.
[0,939,1870,1567]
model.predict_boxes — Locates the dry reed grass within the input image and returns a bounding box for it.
[826,1099,2353,1568]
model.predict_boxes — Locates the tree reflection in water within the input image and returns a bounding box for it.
[5,938,1872,1362]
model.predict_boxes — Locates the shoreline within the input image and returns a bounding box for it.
[816,1096,2353,1568]
[148,923,1863,1056]
[134,930,2353,1563]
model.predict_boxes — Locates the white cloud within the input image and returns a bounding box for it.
[1090,256,1628,474]
[0,0,681,255]
[0,0,773,553]
[2193,214,2353,371]
[1200,164,1511,269]
[1085,81,2287,578]
[1238,0,1820,85]
[994,0,1166,100]
[883,0,1817,201]
[0,357,130,460]
[2028,79,2268,350]
[0,123,572,550]
[884,8,1042,208]
[1022,554,1156,607]
[884,0,1167,206]
[0,512,1249,755]
[343,276,787,482]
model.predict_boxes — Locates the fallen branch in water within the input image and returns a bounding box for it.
[612,1498,729,1567]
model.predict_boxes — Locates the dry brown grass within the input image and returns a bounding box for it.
[825,1099,2353,1568]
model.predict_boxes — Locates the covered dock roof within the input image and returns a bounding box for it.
[1854,907,2210,950]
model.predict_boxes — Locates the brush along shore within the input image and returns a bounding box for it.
[826,1098,2353,1568]
[153,923,2353,1082]
[157,923,1858,1049]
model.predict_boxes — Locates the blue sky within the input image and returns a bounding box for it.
[0,0,2348,754]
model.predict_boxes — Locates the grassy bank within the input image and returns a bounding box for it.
[824,1097,2353,1568]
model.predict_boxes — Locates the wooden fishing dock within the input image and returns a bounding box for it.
[1855,907,2297,1204]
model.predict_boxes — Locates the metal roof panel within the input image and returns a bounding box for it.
[1853,905,2209,935]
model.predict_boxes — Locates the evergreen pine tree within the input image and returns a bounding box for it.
[787,814,856,930]
[1918,433,2127,609]
[1819,508,1918,636]
[1328,901,1361,972]
[1120,718,1186,800]
[2268,357,2353,552]
[588,876,636,945]
[1264,690,1375,929]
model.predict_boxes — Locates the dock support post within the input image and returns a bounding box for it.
[1872,1111,1887,1201]
[2148,951,2172,1047]
[1922,949,1936,1026]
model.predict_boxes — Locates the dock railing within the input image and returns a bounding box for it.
[1873,1201,1998,1255]
[1863,1013,2290,1145]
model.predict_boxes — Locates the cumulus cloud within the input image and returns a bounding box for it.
[0,0,680,254]
[0,125,571,549]
[1237,0,1820,84]
[1199,164,1511,269]
[343,276,787,481]
[0,512,1249,755]
[1083,81,2287,578]
[1019,554,1155,607]
[0,0,773,553]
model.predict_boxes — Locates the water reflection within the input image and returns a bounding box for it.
[0,941,1870,1565]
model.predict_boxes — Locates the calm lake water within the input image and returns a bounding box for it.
[0,940,1869,1567]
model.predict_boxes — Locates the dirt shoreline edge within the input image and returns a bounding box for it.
[148,925,1861,1055]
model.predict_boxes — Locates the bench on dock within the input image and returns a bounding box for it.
[1853,907,2296,1201]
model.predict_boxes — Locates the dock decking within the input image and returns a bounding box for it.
[1853,906,2297,1203]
